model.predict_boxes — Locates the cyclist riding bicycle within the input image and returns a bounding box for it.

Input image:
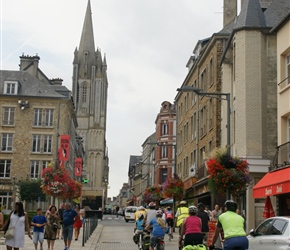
[180,205,203,248]
[165,206,174,239]
[210,200,248,250]
[145,209,166,250]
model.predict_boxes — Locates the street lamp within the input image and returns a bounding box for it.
[177,86,231,155]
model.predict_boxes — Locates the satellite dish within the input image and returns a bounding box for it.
[189,163,196,177]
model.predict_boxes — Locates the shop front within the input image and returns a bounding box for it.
[253,166,290,216]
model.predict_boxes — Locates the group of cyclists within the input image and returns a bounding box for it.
[132,199,248,250]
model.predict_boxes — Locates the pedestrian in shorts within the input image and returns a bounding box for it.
[31,208,47,250]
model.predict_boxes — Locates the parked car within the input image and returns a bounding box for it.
[248,216,290,249]
[124,206,137,222]
[118,208,124,216]
[104,206,112,214]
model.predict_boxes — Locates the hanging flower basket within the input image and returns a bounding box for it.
[162,174,184,201]
[206,148,251,197]
[143,185,162,202]
[41,162,82,199]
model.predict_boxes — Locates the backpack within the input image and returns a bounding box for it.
[183,244,207,250]
[143,234,150,250]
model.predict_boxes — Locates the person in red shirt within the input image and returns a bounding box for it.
[180,206,203,247]
[165,206,174,239]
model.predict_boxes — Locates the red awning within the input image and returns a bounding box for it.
[253,167,290,198]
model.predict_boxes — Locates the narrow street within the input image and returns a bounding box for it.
[97,215,180,250]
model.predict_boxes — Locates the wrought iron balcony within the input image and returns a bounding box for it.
[197,163,209,179]
[271,141,290,170]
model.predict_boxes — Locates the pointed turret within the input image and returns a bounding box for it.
[78,0,96,78]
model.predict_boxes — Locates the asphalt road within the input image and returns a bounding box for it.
[98,214,180,250]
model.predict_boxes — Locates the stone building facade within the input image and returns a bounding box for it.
[176,31,232,207]
[72,0,109,203]
[0,55,79,209]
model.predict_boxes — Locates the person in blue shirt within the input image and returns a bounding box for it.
[62,202,78,250]
[145,209,166,250]
[133,213,145,244]
[31,208,47,250]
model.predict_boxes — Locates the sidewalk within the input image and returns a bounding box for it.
[0,224,104,250]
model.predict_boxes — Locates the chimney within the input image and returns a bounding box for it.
[223,0,237,27]
[50,78,63,86]
[19,54,40,77]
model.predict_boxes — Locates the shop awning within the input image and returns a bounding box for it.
[160,198,173,205]
[253,167,290,198]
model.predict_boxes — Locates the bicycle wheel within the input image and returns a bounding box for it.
[138,233,143,250]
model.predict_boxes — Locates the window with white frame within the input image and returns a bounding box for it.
[32,135,52,153]
[161,123,168,135]
[0,191,12,210]
[0,159,11,178]
[2,107,15,126]
[30,160,40,178]
[34,109,42,126]
[32,135,41,153]
[4,81,18,95]
[43,135,52,153]
[42,160,50,169]
[1,133,13,152]
[30,160,47,178]
[34,108,54,127]
[45,109,54,126]
[161,145,168,158]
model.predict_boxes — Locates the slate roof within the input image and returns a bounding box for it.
[0,70,71,98]
[265,0,290,28]
[234,0,268,30]
[129,155,142,167]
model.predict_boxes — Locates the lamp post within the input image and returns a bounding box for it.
[177,86,231,155]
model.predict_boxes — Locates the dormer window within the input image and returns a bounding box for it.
[4,81,19,95]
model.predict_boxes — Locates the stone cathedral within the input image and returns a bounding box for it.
[72,0,109,204]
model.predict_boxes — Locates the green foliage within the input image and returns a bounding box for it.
[18,179,46,203]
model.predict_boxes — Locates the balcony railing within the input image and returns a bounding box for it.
[197,163,209,179]
[271,141,290,170]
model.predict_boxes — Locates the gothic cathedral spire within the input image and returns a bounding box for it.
[72,0,109,203]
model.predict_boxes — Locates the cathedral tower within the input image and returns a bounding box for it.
[72,0,109,204]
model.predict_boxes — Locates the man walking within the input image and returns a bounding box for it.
[31,208,47,250]
[62,202,78,250]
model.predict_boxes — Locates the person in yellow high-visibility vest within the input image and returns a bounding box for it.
[174,200,189,250]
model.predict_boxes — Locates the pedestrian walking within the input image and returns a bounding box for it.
[44,205,59,250]
[57,203,65,240]
[197,203,209,245]
[31,208,47,250]
[1,201,32,250]
[116,205,120,218]
[62,202,78,250]
[73,205,82,241]
[211,204,221,221]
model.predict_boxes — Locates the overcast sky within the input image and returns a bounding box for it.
[1,0,240,198]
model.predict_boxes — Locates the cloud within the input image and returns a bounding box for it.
[1,0,224,197]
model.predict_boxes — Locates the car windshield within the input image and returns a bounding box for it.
[126,208,136,213]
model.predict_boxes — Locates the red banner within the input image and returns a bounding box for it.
[59,135,70,161]
[75,158,82,177]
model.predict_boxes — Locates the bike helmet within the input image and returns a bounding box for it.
[139,206,145,210]
[167,206,171,210]
[224,200,237,212]
[197,202,205,209]
[188,206,198,214]
[149,202,156,207]
[180,200,187,205]
[156,209,163,217]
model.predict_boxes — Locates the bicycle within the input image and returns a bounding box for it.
[135,230,145,250]
[165,225,173,241]
[155,236,165,250]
